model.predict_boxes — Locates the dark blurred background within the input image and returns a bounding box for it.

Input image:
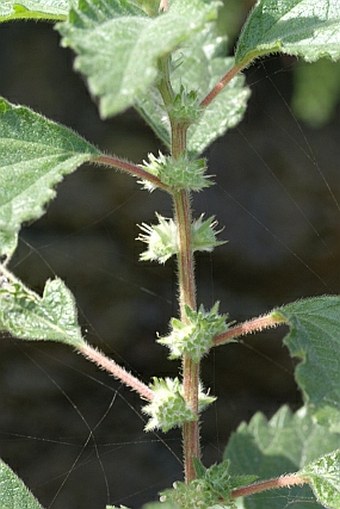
[1,1,340,508]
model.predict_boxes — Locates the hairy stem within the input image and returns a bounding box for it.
[79,343,154,401]
[158,52,200,483]
[231,473,308,499]
[214,313,286,347]
[93,154,169,192]
[200,63,244,108]
[172,123,199,482]
[173,190,196,314]
[182,357,200,481]
[174,189,200,482]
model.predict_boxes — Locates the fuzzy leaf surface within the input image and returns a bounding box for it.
[276,296,340,432]
[0,97,99,258]
[0,0,69,21]
[0,458,44,509]
[235,0,340,66]
[57,0,221,118]
[302,450,340,509]
[224,405,340,508]
[137,27,250,155]
[0,275,84,347]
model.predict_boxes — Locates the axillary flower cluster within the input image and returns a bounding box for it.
[132,149,231,432]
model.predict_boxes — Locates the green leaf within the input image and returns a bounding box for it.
[0,0,69,21]
[0,274,84,347]
[136,26,250,155]
[224,405,340,509]
[0,458,44,509]
[275,296,340,432]
[235,0,340,66]
[57,0,221,118]
[302,450,340,509]
[0,97,99,259]
[135,86,171,149]
[181,33,250,156]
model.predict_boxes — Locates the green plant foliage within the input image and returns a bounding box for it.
[143,377,215,432]
[137,26,250,156]
[0,98,99,259]
[154,459,257,509]
[302,450,340,509]
[159,302,229,362]
[137,213,224,263]
[0,459,44,509]
[143,503,177,509]
[140,152,212,191]
[235,0,340,66]
[292,60,340,127]
[191,215,225,252]
[0,1,340,507]
[143,377,197,432]
[275,296,340,432]
[57,0,221,118]
[224,405,340,509]
[0,275,84,347]
[0,0,69,21]
[137,214,178,263]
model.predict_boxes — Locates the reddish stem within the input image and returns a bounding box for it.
[94,154,169,192]
[231,473,308,499]
[214,313,286,347]
[79,342,154,401]
[200,63,244,108]
[173,184,200,483]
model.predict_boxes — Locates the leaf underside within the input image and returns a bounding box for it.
[57,0,221,118]
[235,0,340,66]
[137,26,250,156]
[0,276,84,347]
[0,97,99,259]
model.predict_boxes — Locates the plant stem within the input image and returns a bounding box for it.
[231,473,307,499]
[93,154,169,192]
[158,52,200,483]
[213,313,286,347]
[171,122,200,482]
[174,188,200,482]
[182,358,200,482]
[200,63,244,108]
[173,190,196,314]
[78,342,154,401]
